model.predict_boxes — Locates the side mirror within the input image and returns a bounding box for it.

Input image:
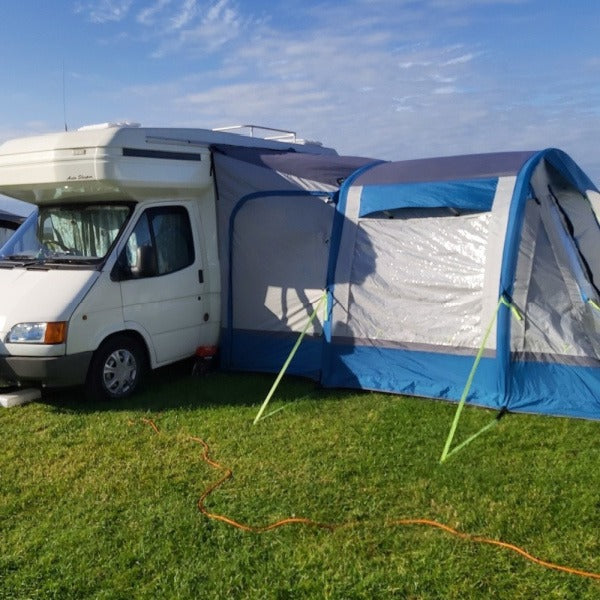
[136,245,157,277]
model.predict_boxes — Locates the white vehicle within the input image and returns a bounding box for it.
[0,123,335,399]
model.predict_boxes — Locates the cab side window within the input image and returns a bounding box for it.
[119,206,194,279]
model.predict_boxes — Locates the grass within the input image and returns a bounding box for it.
[1,363,600,599]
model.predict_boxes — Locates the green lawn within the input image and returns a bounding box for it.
[1,365,599,599]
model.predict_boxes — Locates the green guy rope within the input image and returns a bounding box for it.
[440,296,522,464]
[253,291,327,425]
[589,299,600,312]
[441,414,503,463]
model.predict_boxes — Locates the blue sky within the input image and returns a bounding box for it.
[1,0,600,183]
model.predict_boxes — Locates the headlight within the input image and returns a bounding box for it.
[7,322,67,344]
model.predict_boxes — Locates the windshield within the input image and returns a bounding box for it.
[0,203,133,265]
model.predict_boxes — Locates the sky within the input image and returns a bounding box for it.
[1,0,599,185]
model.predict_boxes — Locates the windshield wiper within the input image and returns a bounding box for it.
[3,254,40,261]
[0,254,47,267]
[43,257,100,266]
[0,253,101,268]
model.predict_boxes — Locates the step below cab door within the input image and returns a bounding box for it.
[113,202,206,365]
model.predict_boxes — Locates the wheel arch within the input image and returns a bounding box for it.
[89,324,155,368]
[93,329,152,370]
[85,329,151,401]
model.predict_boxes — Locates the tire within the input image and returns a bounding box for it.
[86,335,147,401]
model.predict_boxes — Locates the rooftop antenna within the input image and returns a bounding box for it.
[62,61,68,131]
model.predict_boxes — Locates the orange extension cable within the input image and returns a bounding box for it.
[139,418,600,581]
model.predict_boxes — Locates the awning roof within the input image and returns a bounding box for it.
[353,151,537,186]
[212,144,377,187]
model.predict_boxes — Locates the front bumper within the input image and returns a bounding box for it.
[0,351,93,388]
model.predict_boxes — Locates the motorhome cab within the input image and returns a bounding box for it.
[0,123,334,399]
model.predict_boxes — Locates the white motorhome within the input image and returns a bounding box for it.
[0,123,335,399]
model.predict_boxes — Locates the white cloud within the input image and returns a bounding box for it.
[443,53,476,65]
[399,61,432,69]
[146,0,247,56]
[74,0,134,23]
[432,74,457,83]
[137,0,172,25]
[433,86,458,94]
[168,0,198,30]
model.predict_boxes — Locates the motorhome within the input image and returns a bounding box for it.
[0,123,336,399]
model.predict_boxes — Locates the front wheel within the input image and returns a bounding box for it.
[86,335,147,401]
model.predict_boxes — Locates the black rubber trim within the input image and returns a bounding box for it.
[122,147,202,161]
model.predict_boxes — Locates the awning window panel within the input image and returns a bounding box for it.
[358,178,498,218]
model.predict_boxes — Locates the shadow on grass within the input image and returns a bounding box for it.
[40,358,335,415]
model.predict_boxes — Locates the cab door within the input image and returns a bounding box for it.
[115,202,206,365]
